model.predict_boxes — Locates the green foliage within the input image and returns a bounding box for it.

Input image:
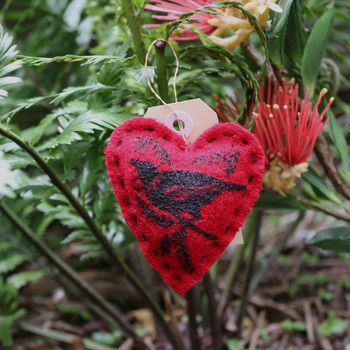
[318,288,333,301]
[268,0,294,66]
[301,2,335,98]
[290,273,330,294]
[284,0,308,65]
[301,251,320,265]
[227,338,247,350]
[0,278,26,346]
[7,270,44,289]
[255,192,305,210]
[319,313,349,337]
[327,109,350,182]
[302,166,342,205]
[56,303,92,321]
[307,227,350,253]
[0,26,22,100]
[280,320,307,331]
[91,330,124,346]
[337,276,350,289]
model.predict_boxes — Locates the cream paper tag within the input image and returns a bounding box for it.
[144,98,244,245]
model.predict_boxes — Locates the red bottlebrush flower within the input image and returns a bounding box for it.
[214,79,334,194]
[254,78,333,167]
[214,93,246,124]
[214,78,333,168]
[144,0,217,40]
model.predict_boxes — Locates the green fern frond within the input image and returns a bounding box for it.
[0,25,22,100]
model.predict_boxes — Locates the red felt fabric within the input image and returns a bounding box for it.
[105,117,264,295]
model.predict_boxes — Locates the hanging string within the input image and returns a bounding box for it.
[145,39,186,143]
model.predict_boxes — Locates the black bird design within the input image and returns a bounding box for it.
[129,159,246,239]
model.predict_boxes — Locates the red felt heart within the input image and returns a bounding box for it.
[105,117,264,295]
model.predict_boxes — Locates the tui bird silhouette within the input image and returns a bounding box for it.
[129,159,246,225]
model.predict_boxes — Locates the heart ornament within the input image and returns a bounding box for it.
[105,117,264,295]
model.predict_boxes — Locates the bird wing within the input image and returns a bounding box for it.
[164,185,222,201]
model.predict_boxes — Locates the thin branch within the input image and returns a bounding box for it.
[0,125,181,350]
[161,283,189,350]
[289,193,350,223]
[203,273,222,350]
[17,322,117,350]
[0,201,148,350]
[248,211,306,298]
[236,211,263,336]
[240,39,266,69]
[314,132,350,201]
[0,228,120,329]
[185,287,201,350]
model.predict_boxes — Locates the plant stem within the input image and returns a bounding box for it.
[0,125,182,350]
[289,192,350,223]
[240,40,265,69]
[120,0,147,64]
[0,228,120,330]
[161,283,189,350]
[155,39,169,103]
[17,322,116,350]
[217,211,257,320]
[203,273,221,350]
[248,211,306,298]
[235,211,263,336]
[185,287,201,350]
[0,201,148,350]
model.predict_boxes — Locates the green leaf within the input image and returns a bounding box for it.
[80,250,105,261]
[227,339,246,350]
[302,166,342,205]
[318,288,333,301]
[62,142,90,181]
[46,109,129,148]
[284,0,308,64]
[61,229,94,244]
[7,271,44,289]
[0,24,23,101]
[56,303,92,320]
[301,2,334,98]
[14,175,53,195]
[268,0,294,66]
[319,313,348,337]
[0,321,13,346]
[18,54,136,67]
[307,227,350,253]
[0,254,26,274]
[327,109,350,181]
[179,45,259,116]
[254,192,306,210]
[97,63,123,87]
[51,85,118,105]
[280,320,307,331]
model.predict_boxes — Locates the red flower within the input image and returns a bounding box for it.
[214,78,333,168]
[254,78,333,167]
[144,0,217,40]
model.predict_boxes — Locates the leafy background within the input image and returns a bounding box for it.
[0,0,350,349]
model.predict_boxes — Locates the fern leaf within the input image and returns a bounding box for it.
[46,108,129,148]
[7,270,44,289]
[0,254,27,274]
[0,25,22,100]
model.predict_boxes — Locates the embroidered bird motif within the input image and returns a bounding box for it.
[129,159,246,230]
